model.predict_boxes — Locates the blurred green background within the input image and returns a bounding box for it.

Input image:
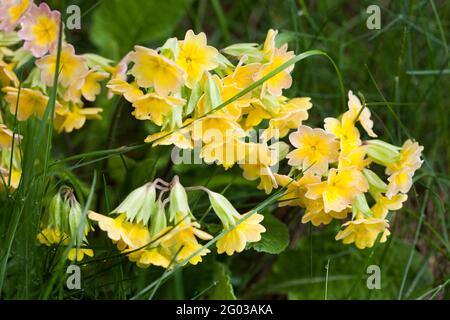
[8,0,448,299]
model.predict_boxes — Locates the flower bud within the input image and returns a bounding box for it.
[169,177,193,223]
[206,190,239,229]
[353,193,372,218]
[113,182,156,225]
[363,168,388,196]
[150,201,167,237]
[68,200,85,245]
[366,140,400,167]
[222,43,263,61]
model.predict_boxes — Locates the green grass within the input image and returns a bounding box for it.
[0,0,449,299]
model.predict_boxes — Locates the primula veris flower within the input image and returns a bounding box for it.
[335,213,389,249]
[287,125,339,175]
[106,79,143,103]
[338,145,371,171]
[55,104,102,133]
[18,2,60,58]
[372,194,408,219]
[144,127,193,150]
[347,90,377,137]
[386,139,423,175]
[261,97,312,141]
[132,93,185,126]
[0,0,31,32]
[324,112,361,155]
[302,208,349,227]
[36,43,88,87]
[68,247,94,262]
[217,212,266,256]
[3,86,55,121]
[80,68,109,101]
[306,167,368,213]
[161,218,213,265]
[386,169,414,199]
[0,124,21,149]
[177,30,219,88]
[256,44,295,97]
[0,60,19,87]
[207,190,266,255]
[275,173,321,207]
[129,46,185,96]
[88,212,151,250]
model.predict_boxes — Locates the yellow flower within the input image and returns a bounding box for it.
[132,93,185,126]
[275,173,349,226]
[386,139,424,175]
[191,115,245,144]
[161,220,213,266]
[223,62,261,90]
[261,97,312,141]
[305,167,368,213]
[302,208,349,227]
[372,194,408,219]
[262,29,278,59]
[239,142,280,193]
[130,246,172,269]
[386,169,414,199]
[324,111,361,155]
[18,3,60,57]
[0,167,21,190]
[286,125,339,175]
[37,227,67,246]
[206,191,266,255]
[217,213,266,256]
[81,68,109,101]
[347,90,377,137]
[55,104,102,133]
[177,30,219,88]
[275,173,321,207]
[129,46,185,96]
[0,124,21,149]
[145,128,193,150]
[335,213,389,249]
[0,60,19,87]
[68,247,94,262]
[36,43,88,88]
[88,212,131,248]
[255,44,295,97]
[338,145,371,171]
[3,86,54,121]
[106,79,143,103]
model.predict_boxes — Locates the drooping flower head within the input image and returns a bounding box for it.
[129,46,185,96]
[36,43,88,88]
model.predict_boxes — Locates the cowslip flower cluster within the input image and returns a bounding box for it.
[0,1,424,265]
[0,1,111,134]
[88,177,266,268]
[107,29,310,194]
[37,186,94,261]
[276,91,423,249]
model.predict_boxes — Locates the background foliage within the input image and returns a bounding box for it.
[0,0,449,299]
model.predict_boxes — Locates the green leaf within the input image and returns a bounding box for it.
[210,262,236,300]
[248,213,289,254]
[90,0,190,59]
